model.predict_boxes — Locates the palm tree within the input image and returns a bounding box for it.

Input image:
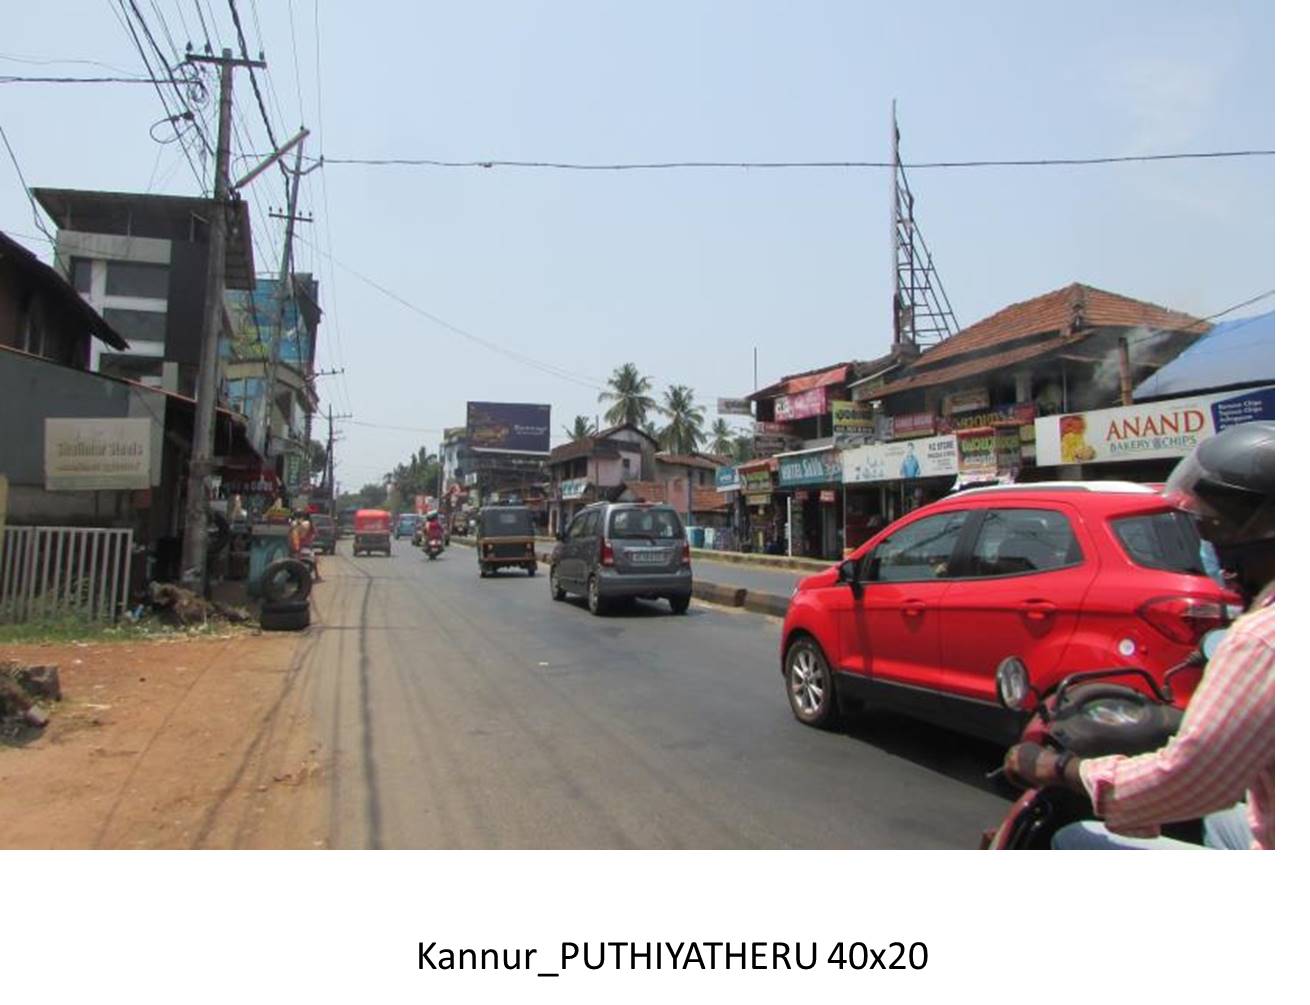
[598,363,657,428]
[732,435,754,462]
[708,418,735,456]
[659,385,706,455]
[562,415,596,441]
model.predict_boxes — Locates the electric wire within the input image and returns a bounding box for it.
[0,124,56,243]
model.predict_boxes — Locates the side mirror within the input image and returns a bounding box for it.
[837,559,862,593]
[996,656,1036,712]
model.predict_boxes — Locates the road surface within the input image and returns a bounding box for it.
[299,540,1010,848]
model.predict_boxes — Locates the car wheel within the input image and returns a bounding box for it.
[785,635,840,729]
[479,564,488,578]
[587,575,607,616]
[669,594,691,615]
[260,600,310,632]
[550,567,566,601]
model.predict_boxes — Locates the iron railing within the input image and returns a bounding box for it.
[0,526,134,624]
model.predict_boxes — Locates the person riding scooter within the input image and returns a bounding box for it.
[422,511,445,560]
[1003,421,1275,849]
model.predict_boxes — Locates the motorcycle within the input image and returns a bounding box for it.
[422,518,445,560]
[983,629,1226,850]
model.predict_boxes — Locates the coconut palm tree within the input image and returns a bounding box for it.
[708,418,735,456]
[658,385,706,455]
[562,415,596,441]
[598,363,657,428]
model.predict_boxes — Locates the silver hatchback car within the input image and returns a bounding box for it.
[549,502,693,615]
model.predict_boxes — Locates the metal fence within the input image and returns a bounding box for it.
[0,526,134,624]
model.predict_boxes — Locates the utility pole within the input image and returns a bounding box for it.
[180,47,264,592]
[325,404,352,515]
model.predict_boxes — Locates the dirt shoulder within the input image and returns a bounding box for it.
[0,630,327,849]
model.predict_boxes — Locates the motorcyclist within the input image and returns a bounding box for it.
[1004,421,1274,849]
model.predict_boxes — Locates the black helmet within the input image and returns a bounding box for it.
[1164,421,1273,545]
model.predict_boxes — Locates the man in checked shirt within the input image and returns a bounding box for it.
[1005,422,1275,850]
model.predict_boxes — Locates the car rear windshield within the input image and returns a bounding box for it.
[1112,511,1207,575]
[483,509,533,535]
[609,508,684,539]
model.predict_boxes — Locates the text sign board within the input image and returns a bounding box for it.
[715,466,741,492]
[45,418,152,491]
[466,401,552,453]
[774,387,829,421]
[560,478,589,500]
[778,450,843,487]
[717,398,752,416]
[1035,386,1274,466]
[842,435,960,484]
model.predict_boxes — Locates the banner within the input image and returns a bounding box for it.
[717,397,752,416]
[941,400,1037,433]
[774,387,829,421]
[891,411,936,439]
[842,435,959,484]
[714,466,741,492]
[466,401,552,453]
[778,450,843,487]
[1035,386,1274,466]
[44,418,152,491]
[943,387,990,415]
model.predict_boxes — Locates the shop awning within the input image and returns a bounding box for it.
[1134,311,1273,400]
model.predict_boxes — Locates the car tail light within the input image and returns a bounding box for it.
[600,538,614,566]
[681,542,691,566]
[1137,595,1230,645]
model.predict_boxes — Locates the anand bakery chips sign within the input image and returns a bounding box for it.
[1035,386,1274,466]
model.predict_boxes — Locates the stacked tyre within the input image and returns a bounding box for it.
[259,558,313,632]
[260,599,310,631]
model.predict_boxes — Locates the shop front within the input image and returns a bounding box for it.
[737,458,782,553]
[841,434,960,550]
[776,447,843,560]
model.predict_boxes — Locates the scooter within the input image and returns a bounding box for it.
[422,523,445,560]
[982,629,1226,850]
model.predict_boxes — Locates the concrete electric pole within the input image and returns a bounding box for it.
[180,47,264,592]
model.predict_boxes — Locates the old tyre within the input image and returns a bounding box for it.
[260,601,310,632]
[669,593,691,615]
[549,566,566,601]
[587,575,607,616]
[260,558,312,604]
[785,635,840,729]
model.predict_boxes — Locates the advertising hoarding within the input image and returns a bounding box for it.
[1035,386,1274,467]
[717,398,753,416]
[891,411,937,439]
[44,418,152,491]
[842,435,959,484]
[466,401,552,453]
[777,450,843,487]
[774,387,829,421]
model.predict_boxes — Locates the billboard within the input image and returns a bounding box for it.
[466,402,552,453]
[842,435,960,484]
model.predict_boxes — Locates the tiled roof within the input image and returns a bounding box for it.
[748,362,853,401]
[914,283,1208,368]
[863,339,1078,399]
[548,437,622,464]
[692,488,730,512]
[655,452,719,470]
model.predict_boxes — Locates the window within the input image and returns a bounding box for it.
[566,512,589,540]
[865,510,970,582]
[610,507,683,540]
[103,308,166,344]
[965,508,1082,577]
[1113,511,1207,576]
[71,257,93,294]
[105,260,169,299]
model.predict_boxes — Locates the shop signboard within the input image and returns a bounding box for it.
[44,418,152,491]
[942,401,1037,432]
[741,468,774,493]
[1035,386,1274,466]
[943,387,990,415]
[778,450,843,487]
[842,435,959,484]
[717,397,753,416]
[891,411,937,439]
[774,387,829,421]
[819,489,837,504]
[560,477,590,500]
[956,428,997,476]
[466,401,552,453]
[746,493,772,507]
[832,400,875,433]
[715,466,742,492]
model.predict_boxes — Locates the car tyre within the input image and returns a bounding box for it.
[785,635,840,730]
[260,600,310,632]
[587,575,607,616]
[549,567,566,601]
[260,558,313,604]
[479,564,488,578]
[669,594,691,615]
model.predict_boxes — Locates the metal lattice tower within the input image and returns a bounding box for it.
[891,101,960,347]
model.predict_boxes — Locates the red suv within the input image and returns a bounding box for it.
[781,482,1241,742]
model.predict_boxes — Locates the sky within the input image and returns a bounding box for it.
[1,1,1275,492]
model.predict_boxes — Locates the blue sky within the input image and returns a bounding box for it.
[1,1,1274,490]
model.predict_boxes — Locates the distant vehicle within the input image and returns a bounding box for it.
[352,509,392,556]
[394,513,420,540]
[337,508,357,536]
[476,505,538,577]
[549,502,692,615]
[779,482,1242,742]
[310,513,337,554]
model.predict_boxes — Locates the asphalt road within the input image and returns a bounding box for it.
[299,539,1011,849]
[690,556,812,596]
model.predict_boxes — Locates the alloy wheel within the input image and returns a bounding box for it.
[789,646,824,716]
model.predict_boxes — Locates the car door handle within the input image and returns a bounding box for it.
[1021,600,1057,620]
[901,600,926,616]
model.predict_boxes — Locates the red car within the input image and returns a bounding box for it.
[781,481,1242,743]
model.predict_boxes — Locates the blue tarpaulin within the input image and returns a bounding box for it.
[1135,311,1274,400]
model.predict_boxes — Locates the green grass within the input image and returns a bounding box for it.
[0,613,241,646]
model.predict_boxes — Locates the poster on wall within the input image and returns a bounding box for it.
[466,401,552,453]
[44,418,152,491]
[1035,386,1274,466]
[842,435,959,484]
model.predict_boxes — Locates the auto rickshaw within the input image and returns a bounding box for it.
[352,508,392,556]
[475,505,537,577]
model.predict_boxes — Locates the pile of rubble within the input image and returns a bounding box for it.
[0,661,61,738]
[146,582,252,628]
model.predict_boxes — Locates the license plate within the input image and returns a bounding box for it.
[630,550,668,565]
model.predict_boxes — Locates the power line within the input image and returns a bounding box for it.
[224,0,280,155]
[0,74,163,84]
[314,149,1273,171]
[1,124,57,243]
[0,52,140,74]
[1124,290,1274,348]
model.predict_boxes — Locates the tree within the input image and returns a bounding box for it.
[358,483,387,507]
[598,363,657,428]
[307,438,328,478]
[708,419,735,456]
[658,385,706,455]
[732,435,754,463]
[563,415,596,441]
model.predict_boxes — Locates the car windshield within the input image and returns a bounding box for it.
[1112,510,1208,576]
[609,508,683,539]
[483,509,533,535]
